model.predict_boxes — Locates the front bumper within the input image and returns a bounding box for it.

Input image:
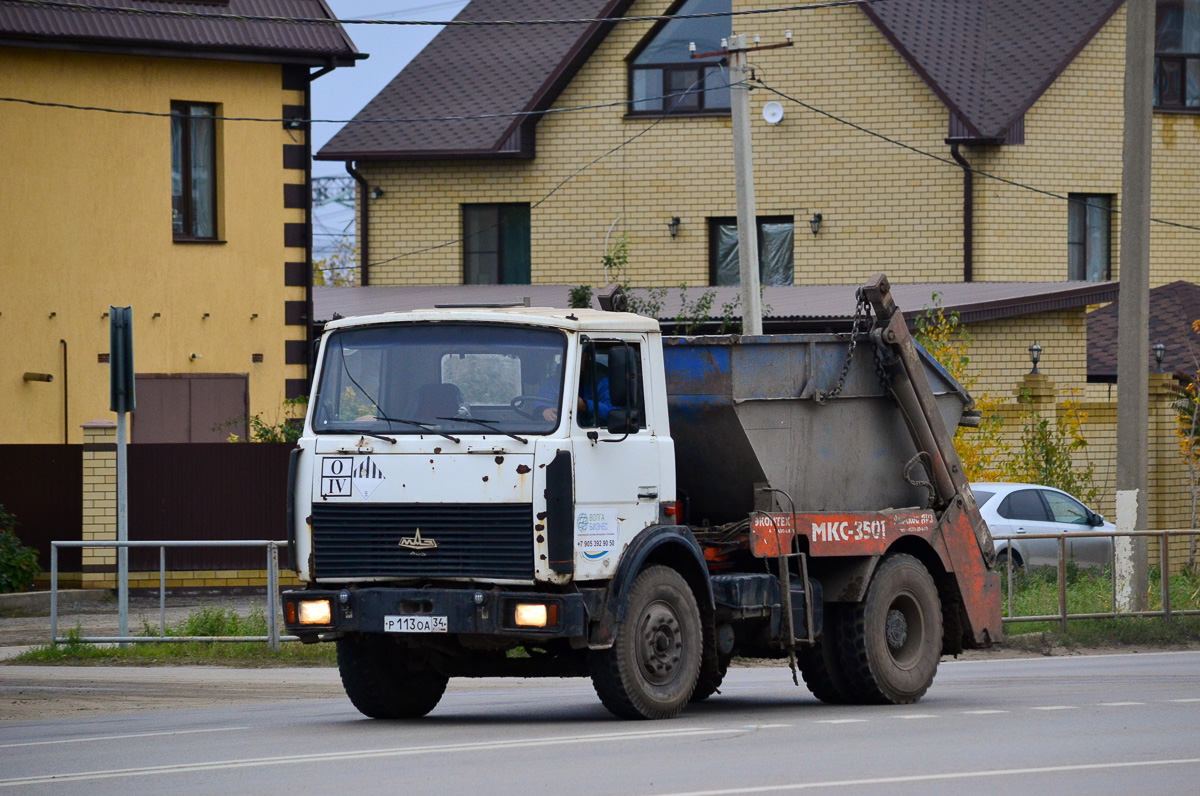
[283,587,589,640]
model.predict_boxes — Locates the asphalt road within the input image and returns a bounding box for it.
[2,651,1198,795]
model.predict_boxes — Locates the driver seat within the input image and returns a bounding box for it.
[413,383,465,421]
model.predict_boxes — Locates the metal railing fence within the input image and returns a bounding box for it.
[50,540,296,649]
[992,529,1200,632]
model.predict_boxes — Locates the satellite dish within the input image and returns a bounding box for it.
[762,101,784,125]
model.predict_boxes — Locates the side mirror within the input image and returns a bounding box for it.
[1089,512,1105,527]
[607,409,640,435]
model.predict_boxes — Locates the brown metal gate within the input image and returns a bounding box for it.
[127,444,292,571]
[0,445,83,572]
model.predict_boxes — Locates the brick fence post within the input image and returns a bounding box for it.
[1148,372,1188,572]
[80,419,117,589]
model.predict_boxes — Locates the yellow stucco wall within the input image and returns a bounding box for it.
[353,3,1192,292]
[0,47,307,444]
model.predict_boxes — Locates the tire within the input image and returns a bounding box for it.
[835,554,942,705]
[797,605,861,704]
[995,549,1023,574]
[690,631,731,703]
[590,566,702,719]
[337,634,448,719]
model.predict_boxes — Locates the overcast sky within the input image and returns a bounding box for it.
[313,1,469,178]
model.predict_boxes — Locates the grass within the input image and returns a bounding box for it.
[1001,564,1200,647]
[11,605,337,666]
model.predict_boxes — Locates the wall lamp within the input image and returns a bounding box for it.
[809,213,823,235]
[1028,341,1042,375]
[23,372,54,383]
[370,187,384,200]
[668,216,680,238]
[1154,343,1166,372]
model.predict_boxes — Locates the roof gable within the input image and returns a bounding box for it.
[862,0,1124,140]
[318,0,631,161]
[0,0,360,65]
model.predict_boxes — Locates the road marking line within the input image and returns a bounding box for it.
[751,724,792,729]
[1168,698,1200,703]
[0,727,248,750]
[0,726,757,788]
[814,719,868,724]
[962,710,1008,715]
[892,714,935,719]
[1030,706,1076,711]
[650,757,1200,795]
[1097,702,1144,707]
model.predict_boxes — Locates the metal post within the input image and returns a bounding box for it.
[50,544,58,645]
[268,543,280,651]
[160,546,166,637]
[1058,536,1068,633]
[1161,531,1172,622]
[116,411,129,644]
[1006,552,1014,619]
[1115,0,1153,613]
[729,33,764,336]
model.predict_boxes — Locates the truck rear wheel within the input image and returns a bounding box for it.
[337,634,448,719]
[837,553,942,704]
[590,565,702,719]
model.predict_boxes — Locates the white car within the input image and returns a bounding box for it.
[971,482,1114,571]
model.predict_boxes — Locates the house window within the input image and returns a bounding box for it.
[709,217,794,286]
[1155,0,1200,108]
[171,102,217,240]
[1067,194,1112,281]
[463,204,531,284]
[629,0,731,115]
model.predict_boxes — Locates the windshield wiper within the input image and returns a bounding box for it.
[376,415,461,444]
[358,431,397,444]
[437,417,528,445]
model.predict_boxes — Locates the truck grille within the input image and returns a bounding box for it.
[311,503,535,581]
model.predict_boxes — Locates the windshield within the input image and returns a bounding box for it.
[312,323,567,436]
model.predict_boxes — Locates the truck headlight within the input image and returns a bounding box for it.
[298,599,332,625]
[514,603,557,628]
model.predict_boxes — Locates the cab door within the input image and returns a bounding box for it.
[570,336,662,578]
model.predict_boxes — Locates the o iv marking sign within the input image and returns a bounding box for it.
[321,457,354,497]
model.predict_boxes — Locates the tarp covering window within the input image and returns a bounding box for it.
[712,218,794,286]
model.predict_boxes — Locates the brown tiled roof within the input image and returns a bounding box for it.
[317,0,632,161]
[1088,281,1200,381]
[862,0,1124,140]
[0,0,360,65]
[316,280,1118,329]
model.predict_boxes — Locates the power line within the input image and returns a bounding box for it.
[0,88,717,125]
[14,0,881,27]
[754,79,1200,234]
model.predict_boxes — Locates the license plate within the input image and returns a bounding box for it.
[383,615,448,633]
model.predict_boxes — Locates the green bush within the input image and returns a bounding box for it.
[0,505,40,593]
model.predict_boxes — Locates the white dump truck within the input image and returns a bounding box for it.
[283,274,1001,719]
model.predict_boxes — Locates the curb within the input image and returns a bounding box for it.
[0,589,112,614]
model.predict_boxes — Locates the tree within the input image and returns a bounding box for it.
[313,235,358,287]
[1175,319,1200,569]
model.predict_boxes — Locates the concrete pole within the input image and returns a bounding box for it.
[1115,0,1153,612]
[729,34,764,335]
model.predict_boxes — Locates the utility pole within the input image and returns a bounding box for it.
[729,33,764,335]
[697,32,792,335]
[1115,0,1153,612]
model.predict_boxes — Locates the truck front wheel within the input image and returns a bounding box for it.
[590,565,702,719]
[337,634,448,719]
[837,553,942,704]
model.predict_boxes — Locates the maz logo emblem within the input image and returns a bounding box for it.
[398,528,438,553]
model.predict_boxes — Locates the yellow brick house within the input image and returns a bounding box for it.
[0,0,361,445]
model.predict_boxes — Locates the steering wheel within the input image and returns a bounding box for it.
[510,395,548,419]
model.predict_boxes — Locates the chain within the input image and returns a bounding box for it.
[818,291,872,404]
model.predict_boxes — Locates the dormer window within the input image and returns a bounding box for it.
[628,0,732,115]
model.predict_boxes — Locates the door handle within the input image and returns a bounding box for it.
[638,490,658,500]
